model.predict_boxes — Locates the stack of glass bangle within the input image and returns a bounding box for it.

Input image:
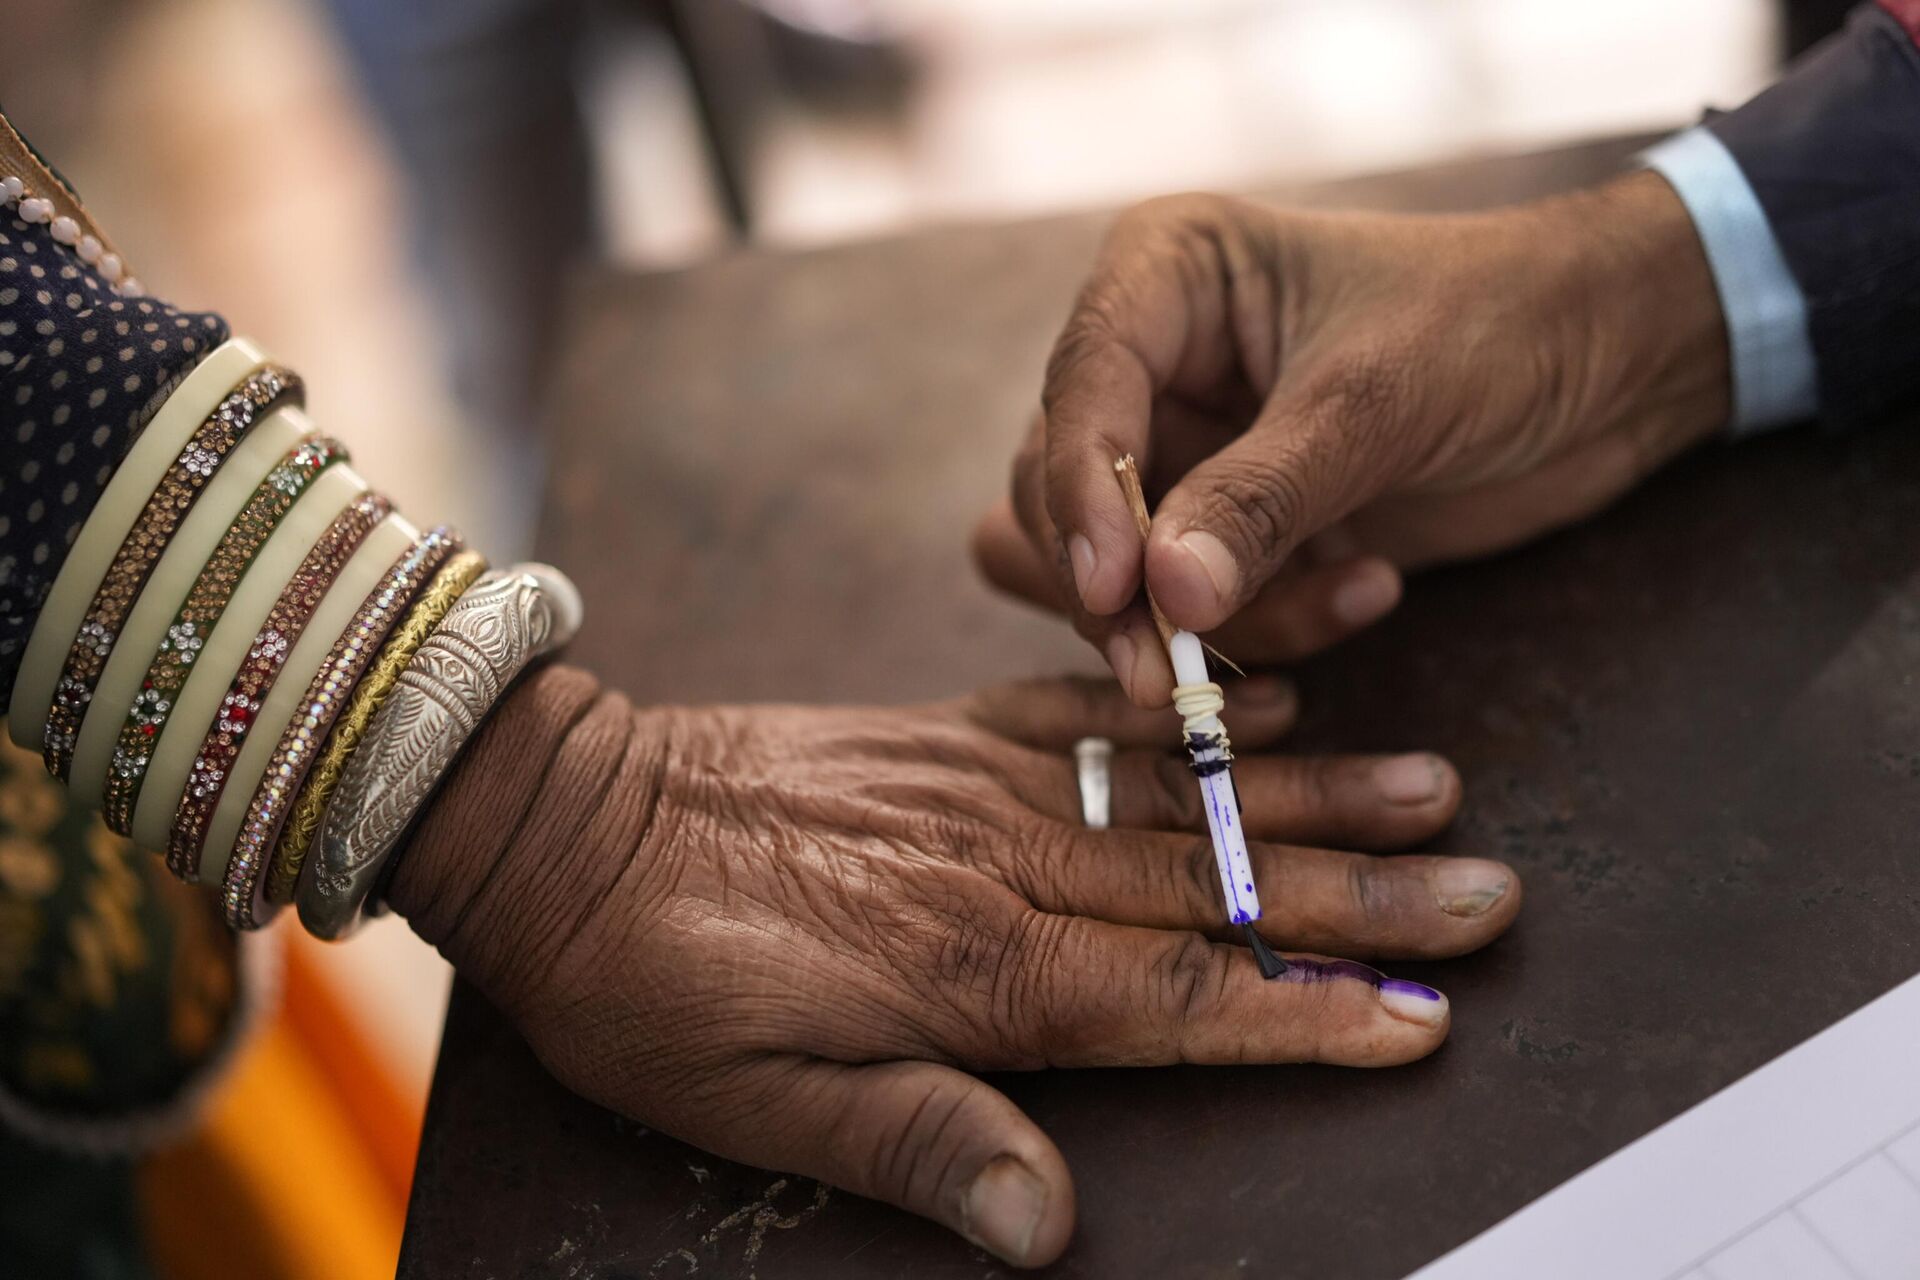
[5,326,576,936]
[4,335,582,938]
[4,165,582,937]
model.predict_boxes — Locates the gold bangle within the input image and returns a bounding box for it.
[267,548,486,903]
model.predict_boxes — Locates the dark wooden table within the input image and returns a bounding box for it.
[398,136,1920,1278]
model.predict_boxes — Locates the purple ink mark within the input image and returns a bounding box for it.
[1274,956,1441,1001]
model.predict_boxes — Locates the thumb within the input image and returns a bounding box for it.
[761,1059,1075,1267]
[1148,376,1405,631]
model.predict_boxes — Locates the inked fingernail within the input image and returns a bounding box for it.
[1374,753,1444,804]
[1105,631,1139,698]
[1068,533,1098,604]
[1331,562,1400,627]
[1175,530,1239,611]
[964,1155,1048,1265]
[1431,858,1511,918]
[1378,978,1449,1027]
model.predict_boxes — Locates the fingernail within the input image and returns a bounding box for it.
[1430,858,1511,918]
[964,1155,1048,1265]
[1331,562,1400,627]
[1175,530,1239,611]
[1238,675,1296,708]
[1378,978,1449,1027]
[1105,631,1138,698]
[1068,533,1098,604]
[1373,753,1444,804]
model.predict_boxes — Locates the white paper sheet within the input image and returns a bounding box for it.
[1411,971,1920,1280]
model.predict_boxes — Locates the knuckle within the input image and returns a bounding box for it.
[1017,820,1087,906]
[1147,751,1204,831]
[989,911,1070,1064]
[1305,978,1359,1061]
[1346,854,1392,928]
[1179,836,1223,916]
[1296,756,1342,814]
[1193,452,1308,564]
[1313,349,1405,426]
[1043,298,1125,416]
[929,907,1005,999]
[1303,347,1420,469]
[1151,931,1228,1033]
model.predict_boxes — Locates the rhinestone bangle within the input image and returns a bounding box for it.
[263,547,487,916]
[102,437,349,834]
[242,531,467,909]
[163,493,393,883]
[40,364,301,780]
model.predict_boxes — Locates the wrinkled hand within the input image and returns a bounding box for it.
[393,666,1519,1267]
[975,172,1730,704]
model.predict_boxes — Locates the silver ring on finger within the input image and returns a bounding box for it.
[1073,737,1113,829]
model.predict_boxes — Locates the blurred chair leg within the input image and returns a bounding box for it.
[317,0,597,558]
[657,0,771,237]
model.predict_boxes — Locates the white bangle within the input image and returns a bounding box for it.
[120,459,370,866]
[7,338,270,751]
[64,407,315,807]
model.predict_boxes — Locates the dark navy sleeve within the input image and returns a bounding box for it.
[0,120,229,710]
[1707,3,1920,430]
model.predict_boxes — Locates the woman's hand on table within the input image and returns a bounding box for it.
[390,666,1520,1267]
[974,171,1730,704]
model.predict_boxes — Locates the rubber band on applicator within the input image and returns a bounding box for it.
[1172,680,1233,777]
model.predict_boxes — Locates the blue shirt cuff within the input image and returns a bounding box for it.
[1641,127,1818,435]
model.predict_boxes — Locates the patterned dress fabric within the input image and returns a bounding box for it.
[0,207,229,710]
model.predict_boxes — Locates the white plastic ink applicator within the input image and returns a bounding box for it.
[1115,456,1286,979]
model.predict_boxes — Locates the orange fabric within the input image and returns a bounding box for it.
[140,938,421,1280]
[280,936,423,1202]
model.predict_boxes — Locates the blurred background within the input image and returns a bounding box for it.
[0,0,1847,1271]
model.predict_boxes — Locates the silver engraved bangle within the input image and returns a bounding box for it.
[294,563,584,940]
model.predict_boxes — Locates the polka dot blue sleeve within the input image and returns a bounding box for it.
[0,206,231,710]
